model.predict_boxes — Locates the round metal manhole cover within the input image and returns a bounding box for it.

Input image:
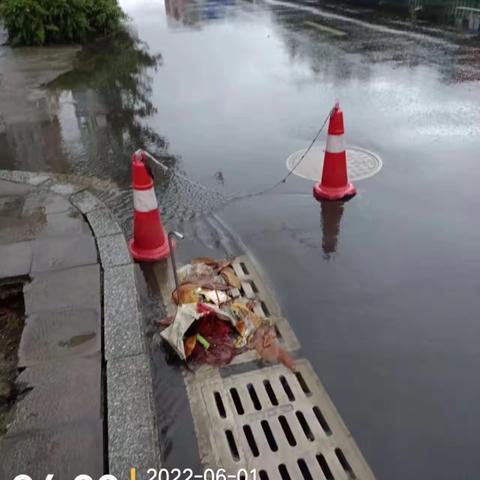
[286,146,382,181]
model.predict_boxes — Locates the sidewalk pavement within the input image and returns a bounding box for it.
[0,172,159,478]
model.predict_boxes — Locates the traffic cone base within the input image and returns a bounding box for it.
[313,181,356,201]
[128,238,172,262]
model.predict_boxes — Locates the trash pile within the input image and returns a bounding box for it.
[160,258,294,370]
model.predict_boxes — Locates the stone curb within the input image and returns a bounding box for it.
[0,170,160,474]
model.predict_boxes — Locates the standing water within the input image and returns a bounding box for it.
[1,0,480,478]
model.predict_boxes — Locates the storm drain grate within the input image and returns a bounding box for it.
[228,256,299,364]
[186,360,375,479]
[230,256,282,318]
[286,146,382,182]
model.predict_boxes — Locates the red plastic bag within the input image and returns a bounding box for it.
[188,313,237,366]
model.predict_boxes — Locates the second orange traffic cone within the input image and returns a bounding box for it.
[314,103,356,201]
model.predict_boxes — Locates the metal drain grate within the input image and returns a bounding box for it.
[230,256,282,318]
[186,360,375,479]
[286,146,382,182]
[229,256,299,364]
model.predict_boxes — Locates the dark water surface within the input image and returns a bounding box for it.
[119,1,480,477]
[1,0,480,478]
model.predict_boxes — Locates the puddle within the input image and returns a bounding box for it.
[58,333,96,349]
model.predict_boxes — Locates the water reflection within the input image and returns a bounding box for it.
[49,29,170,186]
[165,0,238,27]
[0,27,171,191]
[320,200,345,259]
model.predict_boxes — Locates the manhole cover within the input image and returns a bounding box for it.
[286,146,382,182]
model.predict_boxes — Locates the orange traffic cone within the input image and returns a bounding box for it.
[128,150,172,262]
[314,103,356,201]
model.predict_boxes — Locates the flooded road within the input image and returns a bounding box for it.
[1,0,480,478]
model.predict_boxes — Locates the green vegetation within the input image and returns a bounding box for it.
[0,0,125,46]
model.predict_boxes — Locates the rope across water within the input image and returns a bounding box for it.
[137,105,334,208]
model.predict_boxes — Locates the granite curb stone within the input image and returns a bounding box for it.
[70,189,103,214]
[103,264,145,360]
[86,208,123,237]
[107,353,160,478]
[97,234,131,268]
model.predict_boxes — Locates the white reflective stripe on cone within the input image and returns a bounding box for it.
[326,134,345,154]
[133,188,158,212]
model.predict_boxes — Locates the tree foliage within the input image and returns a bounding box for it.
[0,0,125,46]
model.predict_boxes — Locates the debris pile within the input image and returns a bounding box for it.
[160,257,294,370]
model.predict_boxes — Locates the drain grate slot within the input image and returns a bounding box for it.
[260,301,271,317]
[295,371,311,396]
[258,471,269,480]
[225,429,240,462]
[214,392,226,418]
[280,375,295,401]
[317,454,334,480]
[249,280,259,293]
[230,387,244,415]
[263,380,279,406]
[274,324,283,339]
[239,262,249,275]
[191,360,375,479]
[247,383,262,411]
[278,464,292,480]
[261,420,278,452]
[296,411,314,441]
[313,406,332,435]
[278,415,297,446]
[243,424,259,457]
[297,459,314,480]
[336,448,357,479]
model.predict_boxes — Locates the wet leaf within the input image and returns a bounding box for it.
[191,257,232,272]
[251,325,295,371]
[157,316,174,326]
[172,283,199,305]
[191,257,218,267]
[236,320,246,336]
[184,335,197,358]
[215,259,232,271]
[220,266,241,289]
